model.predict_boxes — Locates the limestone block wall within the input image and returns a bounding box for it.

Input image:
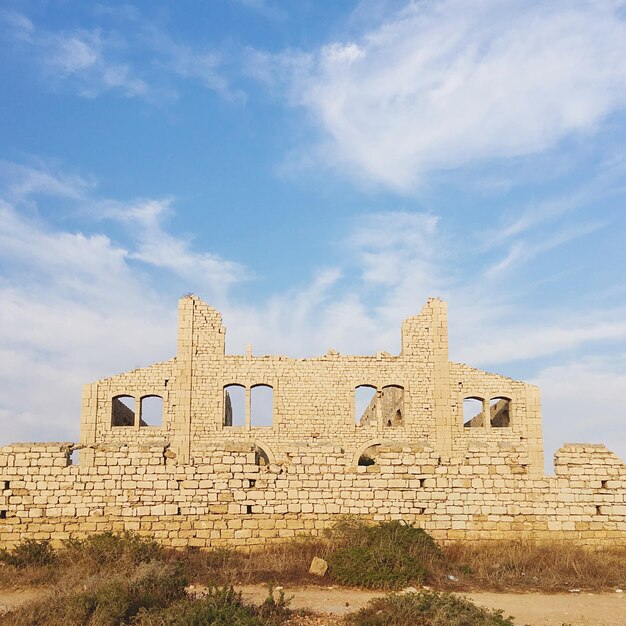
[81,296,542,472]
[1,442,624,548]
[7,294,616,549]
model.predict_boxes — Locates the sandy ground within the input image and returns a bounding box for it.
[0,589,41,616]
[1,585,624,625]
[238,584,626,626]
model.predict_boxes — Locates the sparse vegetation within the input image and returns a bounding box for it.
[0,538,56,569]
[344,591,516,626]
[1,523,626,625]
[443,540,626,591]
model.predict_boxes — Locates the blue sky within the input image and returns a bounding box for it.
[1,0,625,470]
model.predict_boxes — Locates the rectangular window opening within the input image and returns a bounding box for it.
[355,385,377,426]
[596,505,602,516]
[248,479,256,488]
[140,395,163,427]
[251,385,273,427]
[112,395,135,427]
[601,480,609,489]
[224,385,246,426]
[2,481,9,491]
[245,505,253,515]
[0,511,7,520]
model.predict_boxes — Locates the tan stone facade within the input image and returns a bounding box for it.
[1,295,625,547]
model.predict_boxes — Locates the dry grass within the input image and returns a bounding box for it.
[169,522,626,593]
[441,540,626,591]
[169,537,334,587]
[1,525,626,600]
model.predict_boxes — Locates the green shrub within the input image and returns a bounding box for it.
[133,585,283,626]
[62,531,162,568]
[345,591,516,626]
[8,562,187,626]
[329,544,427,589]
[327,519,440,589]
[0,538,56,568]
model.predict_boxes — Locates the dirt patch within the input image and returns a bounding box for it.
[0,589,42,616]
[238,584,626,626]
[1,584,624,625]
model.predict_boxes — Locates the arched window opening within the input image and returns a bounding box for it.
[463,397,485,428]
[490,397,511,427]
[255,447,270,467]
[140,395,163,427]
[355,385,377,426]
[251,384,273,427]
[112,395,135,427]
[358,444,380,466]
[224,384,246,427]
[382,385,404,427]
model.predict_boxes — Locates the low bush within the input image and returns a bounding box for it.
[0,539,56,568]
[344,591,515,626]
[134,585,291,626]
[61,531,163,571]
[326,519,440,589]
[7,562,187,626]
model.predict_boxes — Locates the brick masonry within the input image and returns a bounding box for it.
[1,295,624,547]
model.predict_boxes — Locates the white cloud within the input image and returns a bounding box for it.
[0,10,236,101]
[533,356,626,470]
[0,9,34,41]
[0,160,624,469]
[0,160,94,202]
[276,0,626,190]
[0,163,247,443]
[99,197,248,298]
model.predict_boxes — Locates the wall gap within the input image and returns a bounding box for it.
[0,511,7,519]
[111,395,135,427]
[463,397,485,428]
[250,385,273,427]
[66,449,79,466]
[223,385,246,427]
[140,395,164,427]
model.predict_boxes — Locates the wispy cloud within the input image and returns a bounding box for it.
[259,0,626,190]
[0,161,248,443]
[533,355,626,468]
[99,198,248,298]
[0,158,624,464]
[0,160,95,202]
[0,8,239,102]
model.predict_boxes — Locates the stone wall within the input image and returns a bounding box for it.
[1,441,624,548]
[79,296,543,473]
[3,295,623,549]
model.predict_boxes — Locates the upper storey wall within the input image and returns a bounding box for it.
[81,295,541,468]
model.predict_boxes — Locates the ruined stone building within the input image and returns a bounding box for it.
[1,295,625,547]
